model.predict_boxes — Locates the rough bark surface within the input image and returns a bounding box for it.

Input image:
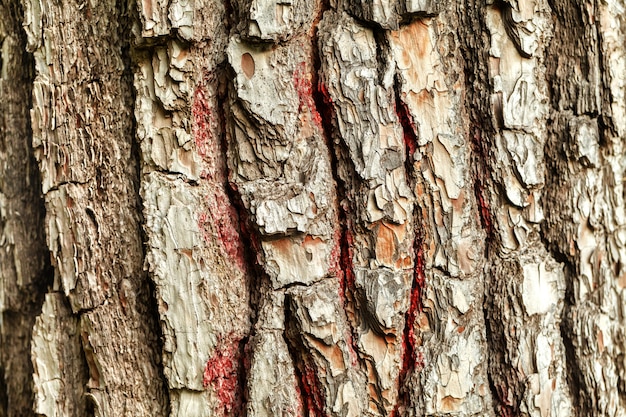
[0,1,50,416]
[0,0,624,417]
[21,0,169,415]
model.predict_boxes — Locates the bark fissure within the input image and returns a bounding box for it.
[311,16,373,398]
[540,1,626,415]
[0,0,52,415]
[391,82,423,417]
[283,299,327,417]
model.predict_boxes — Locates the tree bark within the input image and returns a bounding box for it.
[0,0,624,416]
[0,1,51,415]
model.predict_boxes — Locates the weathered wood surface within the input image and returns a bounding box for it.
[0,0,623,416]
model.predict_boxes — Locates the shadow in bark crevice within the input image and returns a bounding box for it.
[124,0,172,413]
[0,0,54,415]
[283,296,327,417]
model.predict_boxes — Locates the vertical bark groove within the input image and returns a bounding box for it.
[0,0,51,415]
[542,1,626,416]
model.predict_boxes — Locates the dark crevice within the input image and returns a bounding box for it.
[541,3,596,415]
[481,271,519,417]
[273,277,327,292]
[493,0,532,59]
[0,363,6,416]
[559,304,587,414]
[123,0,172,414]
[455,2,510,416]
[283,299,327,417]
[216,65,265,331]
[392,230,425,417]
[222,0,235,37]
[538,224,582,409]
[334,205,365,373]
[310,0,364,369]
[310,7,386,413]
[310,3,372,404]
[594,10,616,146]
[392,75,426,417]
[0,0,52,415]
[0,41,3,78]
[44,179,90,194]
[373,28,392,86]
[237,335,251,416]
[206,66,261,417]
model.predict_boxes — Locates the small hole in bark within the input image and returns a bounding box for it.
[241,53,255,79]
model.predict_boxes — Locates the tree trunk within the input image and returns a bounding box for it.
[0,0,624,416]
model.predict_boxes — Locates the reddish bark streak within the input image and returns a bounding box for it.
[329,221,360,367]
[329,226,343,284]
[338,224,360,366]
[192,85,214,169]
[391,235,426,417]
[336,226,356,300]
[395,95,419,158]
[474,180,494,236]
[203,336,243,415]
[392,93,426,416]
[496,385,515,417]
[317,81,334,108]
[300,363,328,417]
[315,80,338,146]
[394,91,425,378]
[197,192,247,272]
[401,234,425,377]
[294,62,324,128]
[193,84,248,271]
[470,129,494,236]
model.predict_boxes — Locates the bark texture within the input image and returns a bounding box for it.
[0,0,624,416]
[0,1,50,415]
[21,0,169,415]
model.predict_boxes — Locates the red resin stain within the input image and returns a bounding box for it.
[316,80,335,123]
[493,384,516,417]
[329,226,343,281]
[332,224,360,366]
[317,81,333,106]
[331,225,356,300]
[393,84,429,417]
[339,229,356,297]
[293,62,323,128]
[474,180,493,236]
[395,95,419,158]
[315,80,338,146]
[197,190,248,272]
[318,73,362,369]
[299,363,327,417]
[192,83,248,271]
[395,92,425,381]
[192,85,214,165]
[392,235,426,417]
[470,129,494,236]
[203,336,243,416]
[400,235,425,378]
[292,376,306,417]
